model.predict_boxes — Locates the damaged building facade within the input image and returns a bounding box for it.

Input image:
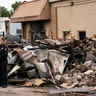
[11,0,51,42]
[11,0,96,41]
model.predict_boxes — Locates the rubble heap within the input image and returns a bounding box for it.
[6,35,96,95]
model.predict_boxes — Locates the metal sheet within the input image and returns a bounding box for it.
[49,50,69,74]
[7,65,20,77]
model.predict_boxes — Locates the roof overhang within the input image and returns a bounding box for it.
[11,0,50,23]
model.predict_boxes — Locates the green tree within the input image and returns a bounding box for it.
[1,7,10,17]
[10,1,21,16]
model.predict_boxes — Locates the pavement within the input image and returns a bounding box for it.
[0,85,96,96]
[0,85,49,96]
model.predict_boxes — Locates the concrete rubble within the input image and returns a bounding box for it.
[6,34,96,95]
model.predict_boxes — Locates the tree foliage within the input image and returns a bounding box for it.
[1,7,10,17]
[0,1,20,18]
[10,1,21,16]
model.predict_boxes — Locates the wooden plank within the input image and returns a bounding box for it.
[8,78,26,83]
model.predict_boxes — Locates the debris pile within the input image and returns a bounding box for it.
[7,35,96,95]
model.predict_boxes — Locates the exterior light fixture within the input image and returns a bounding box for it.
[69,1,74,6]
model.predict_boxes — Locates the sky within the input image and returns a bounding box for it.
[0,0,31,11]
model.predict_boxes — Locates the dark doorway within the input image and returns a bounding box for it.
[31,30,46,45]
[78,31,86,40]
[30,21,46,42]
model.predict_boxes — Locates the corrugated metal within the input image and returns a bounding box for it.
[11,0,50,22]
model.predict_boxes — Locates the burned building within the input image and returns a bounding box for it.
[11,0,96,41]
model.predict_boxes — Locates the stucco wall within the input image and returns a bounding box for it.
[51,0,96,39]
